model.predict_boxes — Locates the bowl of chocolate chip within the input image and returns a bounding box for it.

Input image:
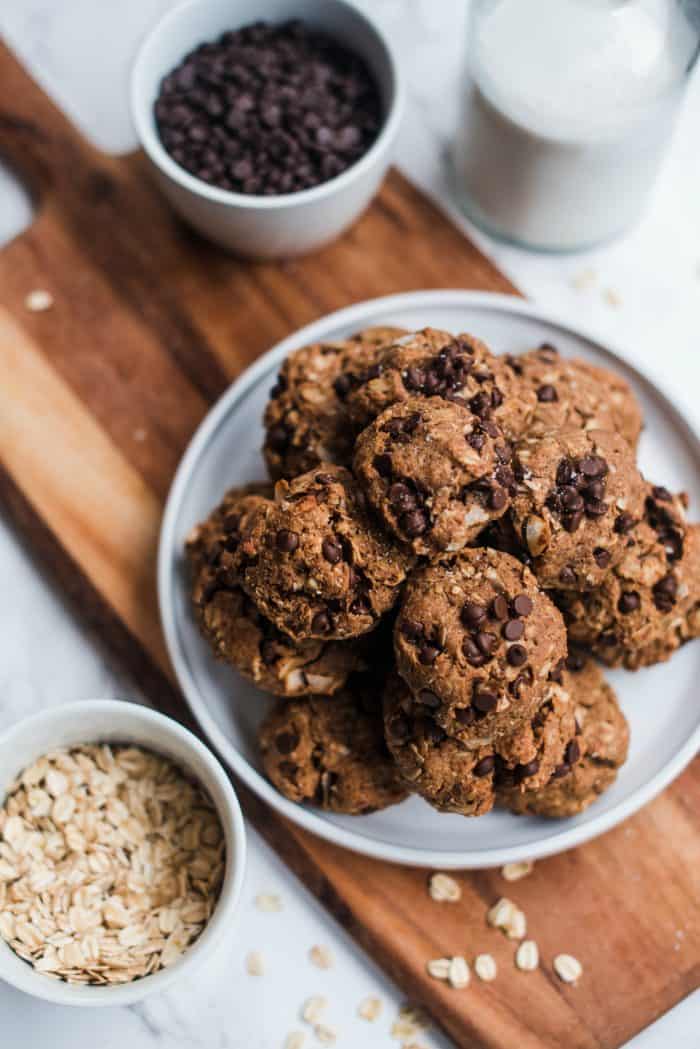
[130,0,403,259]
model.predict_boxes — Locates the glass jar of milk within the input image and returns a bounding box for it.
[454,0,700,251]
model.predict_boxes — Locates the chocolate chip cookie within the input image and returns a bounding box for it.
[343,328,536,440]
[353,396,516,557]
[259,682,409,814]
[511,428,645,590]
[263,326,406,480]
[506,344,643,447]
[501,655,629,818]
[186,483,273,586]
[239,465,413,641]
[394,547,567,744]
[383,670,578,817]
[558,489,700,669]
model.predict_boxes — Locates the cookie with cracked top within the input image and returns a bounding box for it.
[499,655,629,818]
[353,396,515,557]
[239,465,413,642]
[343,328,536,440]
[393,547,567,745]
[263,326,407,480]
[258,681,409,814]
[511,427,645,590]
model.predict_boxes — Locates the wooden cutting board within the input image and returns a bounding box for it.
[1,42,698,1048]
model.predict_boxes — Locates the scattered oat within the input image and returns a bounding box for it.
[285,1033,305,1049]
[24,289,54,312]
[505,907,527,941]
[256,892,283,913]
[302,996,327,1024]
[313,1022,336,1045]
[570,268,596,291]
[515,940,539,972]
[487,897,526,939]
[553,953,582,984]
[501,860,534,882]
[428,872,461,903]
[358,995,382,1021]
[246,950,264,976]
[603,287,622,308]
[426,957,451,981]
[448,955,470,989]
[390,1003,430,1040]
[0,744,224,986]
[474,953,497,982]
[309,944,333,969]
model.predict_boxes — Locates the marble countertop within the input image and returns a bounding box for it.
[0,2,698,1046]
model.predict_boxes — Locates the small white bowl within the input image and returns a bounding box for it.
[130,0,404,259]
[0,700,246,1006]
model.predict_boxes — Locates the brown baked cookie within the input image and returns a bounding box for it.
[353,396,516,557]
[558,492,699,669]
[263,326,406,480]
[511,428,645,590]
[506,344,643,448]
[343,328,536,440]
[239,465,413,642]
[259,681,409,814]
[394,547,567,744]
[383,671,578,817]
[186,483,273,580]
[501,655,629,818]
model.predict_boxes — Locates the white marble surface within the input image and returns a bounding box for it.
[1,1,699,1046]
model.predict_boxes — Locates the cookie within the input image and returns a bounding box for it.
[239,465,413,641]
[343,328,536,439]
[353,396,516,557]
[259,682,409,814]
[506,344,643,447]
[501,655,629,818]
[394,547,567,744]
[186,483,273,584]
[263,326,406,480]
[383,671,578,817]
[511,427,645,590]
[558,491,699,669]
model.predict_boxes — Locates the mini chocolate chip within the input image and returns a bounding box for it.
[472,688,498,713]
[585,498,608,518]
[489,486,507,511]
[476,631,498,655]
[618,591,641,614]
[615,512,635,534]
[333,373,352,399]
[473,756,495,777]
[565,649,587,672]
[579,455,608,478]
[373,454,393,477]
[565,739,581,765]
[401,619,424,641]
[491,595,509,620]
[551,763,570,780]
[463,637,487,666]
[462,601,487,627]
[506,644,527,666]
[512,594,533,617]
[652,485,672,502]
[517,759,540,781]
[559,566,577,585]
[419,643,440,665]
[561,487,584,512]
[562,510,584,533]
[594,547,612,568]
[584,480,605,501]
[467,432,486,452]
[510,667,533,697]
[418,689,440,708]
[276,529,299,552]
[537,384,558,402]
[311,611,331,633]
[275,731,299,755]
[402,509,429,537]
[389,482,417,510]
[503,619,524,641]
[653,573,678,611]
[267,425,289,451]
[455,706,476,725]
[322,538,342,564]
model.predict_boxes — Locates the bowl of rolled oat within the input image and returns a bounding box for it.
[0,700,246,1005]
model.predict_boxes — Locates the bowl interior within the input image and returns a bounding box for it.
[159,291,700,868]
[0,701,244,1004]
[131,0,398,199]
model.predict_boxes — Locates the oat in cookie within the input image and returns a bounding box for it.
[187,484,366,696]
[239,465,413,642]
[354,396,516,557]
[557,489,700,669]
[263,327,406,480]
[258,679,409,814]
[505,344,642,448]
[343,328,536,439]
[500,654,629,818]
[511,427,645,590]
[394,547,567,745]
[383,667,577,817]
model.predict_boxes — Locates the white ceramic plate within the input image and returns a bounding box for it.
[158,291,700,869]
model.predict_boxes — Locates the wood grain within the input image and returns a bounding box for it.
[0,40,698,1048]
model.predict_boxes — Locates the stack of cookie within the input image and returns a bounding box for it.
[186,329,700,820]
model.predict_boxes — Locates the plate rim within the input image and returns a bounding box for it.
[158,289,700,869]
